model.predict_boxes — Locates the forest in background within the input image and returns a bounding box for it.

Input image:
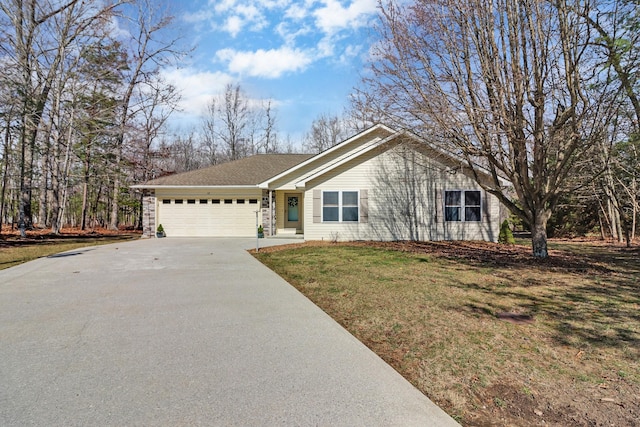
[0,0,638,251]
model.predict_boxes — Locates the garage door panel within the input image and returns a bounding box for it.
[158,197,259,237]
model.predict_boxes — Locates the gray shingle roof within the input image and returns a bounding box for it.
[141,154,313,186]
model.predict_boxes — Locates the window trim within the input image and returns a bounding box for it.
[444,190,482,222]
[321,190,360,223]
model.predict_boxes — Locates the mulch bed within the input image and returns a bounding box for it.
[0,226,140,248]
[254,239,623,275]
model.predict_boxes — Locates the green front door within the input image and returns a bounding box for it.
[284,194,300,230]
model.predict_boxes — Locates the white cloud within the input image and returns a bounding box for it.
[275,21,312,45]
[285,3,308,19]
[216,46,314,78]
[224,16,244,37]
[108,15,131,40]
[213,0,238,13]
[161,68,235,116]
[210,1,268,36]
[313,0,377,34]
[183,9,214,23]
[336,43,365,66]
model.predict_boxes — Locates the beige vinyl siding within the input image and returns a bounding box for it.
[302,146,501,242]
[156,188,261,237]
[268,129,391,190]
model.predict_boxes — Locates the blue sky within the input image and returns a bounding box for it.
[162,0,379,143]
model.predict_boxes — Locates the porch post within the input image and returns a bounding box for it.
[269,190,274,236]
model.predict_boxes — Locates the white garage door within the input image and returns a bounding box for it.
[157,196,260,237]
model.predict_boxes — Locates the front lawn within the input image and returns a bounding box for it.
[254,240,639,426]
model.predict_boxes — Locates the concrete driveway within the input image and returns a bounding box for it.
[0,237,459,426]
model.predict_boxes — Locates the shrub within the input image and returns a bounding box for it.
[498,220,515,244]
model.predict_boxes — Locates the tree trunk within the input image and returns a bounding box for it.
[632,177,637,242]
[531,210,551,258]
[109,153,121,230]
[0,115,12,236]
[80,149,91,230]
[80,179,89,231]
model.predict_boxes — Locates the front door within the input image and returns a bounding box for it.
[284,194,300,230]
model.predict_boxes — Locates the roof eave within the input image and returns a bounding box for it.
[131,184,259,190]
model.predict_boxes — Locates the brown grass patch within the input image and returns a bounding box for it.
[254,240,640,426]
[0,226,140,269]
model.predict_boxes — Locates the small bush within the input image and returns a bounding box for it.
[498,220,515,244]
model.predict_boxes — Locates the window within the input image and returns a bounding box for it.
[249,199,258,204]
[212,199,220,204]
[342,191,359,222]
[224,199,232,204]
[200,199,208,204]
[323,192,339,221]
[175,199,183,204]
[162,199,170,204]
[187,199,196,204]
[464,191,481,221]
[444,191,461,221]
[445,190,481,222]
[322,191,359,222]
[237,199,245,204]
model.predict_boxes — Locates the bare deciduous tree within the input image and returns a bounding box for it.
[1,0,123,236]
[109,0,185,230]
[303,113,348,154]
[359,0,612,257]
[198,84,281,164]
[219,83,250,161]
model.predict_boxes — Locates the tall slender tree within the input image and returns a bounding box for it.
[108,0,185,230]
[0,0,123,236]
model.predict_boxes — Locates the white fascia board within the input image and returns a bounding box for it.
[257,123,396,188]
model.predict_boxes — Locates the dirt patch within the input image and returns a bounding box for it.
[495,312,534,324]
[468,379,640,427]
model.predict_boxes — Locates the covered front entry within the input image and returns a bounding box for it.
[278,192,303,235]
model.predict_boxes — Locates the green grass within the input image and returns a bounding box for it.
[255,241,640,426]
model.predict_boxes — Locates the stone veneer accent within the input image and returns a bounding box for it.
[261,190,275,236]
[142,189,156,237]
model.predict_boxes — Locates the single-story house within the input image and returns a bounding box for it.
[133,124,507,241]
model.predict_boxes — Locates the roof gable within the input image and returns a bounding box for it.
[258,124,396,189]
[258,124,509,190]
